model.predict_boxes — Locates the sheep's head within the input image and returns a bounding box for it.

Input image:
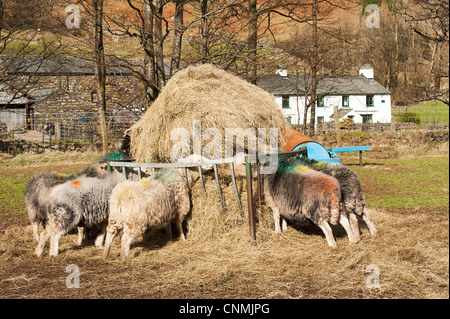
[177,154,214,186]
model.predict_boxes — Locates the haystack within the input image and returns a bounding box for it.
[130,64,290,163]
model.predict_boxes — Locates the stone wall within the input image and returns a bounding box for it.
[14,73,143,130]
[0,139,91,155]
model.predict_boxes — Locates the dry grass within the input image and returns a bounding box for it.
[0,142,448,299]
[130,64,290,163]
[0,171,448,299]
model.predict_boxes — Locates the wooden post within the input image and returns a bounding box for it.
[359,151,363,167]
[56,123,61,140]
[333,104,341,147]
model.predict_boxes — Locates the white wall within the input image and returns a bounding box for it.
[274,93,392,124]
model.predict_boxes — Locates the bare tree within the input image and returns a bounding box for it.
[273,0,353,136]
[93,0,108,154]
[0,0,64,109]
[399,0,449,105]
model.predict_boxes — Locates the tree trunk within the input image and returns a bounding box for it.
[308,0,318,137]
[247,0,257,84]
[153,0,165,88]
[93,0,108,154]
[200,0,209,63]
[143,0,156,108]
[170,0,184,76]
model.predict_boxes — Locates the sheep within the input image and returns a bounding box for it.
[263,160,359,248]
[24,164,108,243]
[25,172,75,242]
[310,161,378,240]
[34,169,134,257]
[103,155,213,260]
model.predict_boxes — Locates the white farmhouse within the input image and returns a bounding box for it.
[257,65,391,125]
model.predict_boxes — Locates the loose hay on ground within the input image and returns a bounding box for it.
[0,206,448,298]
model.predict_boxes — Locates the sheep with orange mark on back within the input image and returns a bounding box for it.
[264,160,358,248]
[25,164,111,244]
[35,170,132,257]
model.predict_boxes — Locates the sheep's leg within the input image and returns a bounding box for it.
[94,222,107,248]
[120,233,134,261]
[281,216,288,232]
[49,231,64,257]
[362,208,378,237]
[77,226,84,246]
[349,213,361,242]
[103,228,119,258]
[272,206,282,233]
[35,228,51,257]
[318,221,337,248]
[174,220,186,241]
[339,214,359,244]
[31,222,40,242]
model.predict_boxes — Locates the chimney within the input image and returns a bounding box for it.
[276,64,288,77]
[359,64,374,79]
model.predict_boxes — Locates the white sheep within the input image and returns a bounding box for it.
[103,155,213,260]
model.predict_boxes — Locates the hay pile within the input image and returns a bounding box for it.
[130,64,290,163]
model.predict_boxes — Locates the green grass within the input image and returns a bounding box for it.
[393,100,449,125]
[351,155,449,214]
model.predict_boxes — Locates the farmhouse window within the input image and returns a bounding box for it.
[317,95,324,107]
[282,96,290,108]
[317,116,324,123]
[342,95,349,107]
[366,95,374,107]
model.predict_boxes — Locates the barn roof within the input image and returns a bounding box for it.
[0,56,133,76]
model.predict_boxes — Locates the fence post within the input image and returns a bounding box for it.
[333,105,341,147]
[56,123,61,140]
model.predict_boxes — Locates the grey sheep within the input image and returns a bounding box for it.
[34,170,131,257]
[24,164,106,243]
[264,160,358,248]
[311,161,378,240]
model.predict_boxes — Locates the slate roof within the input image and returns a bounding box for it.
[0,56,133,76]
[257,74,391,96]
[0,86,29,105]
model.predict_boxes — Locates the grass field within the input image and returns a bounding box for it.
[392,101,449,125]
[0,142,448,299]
